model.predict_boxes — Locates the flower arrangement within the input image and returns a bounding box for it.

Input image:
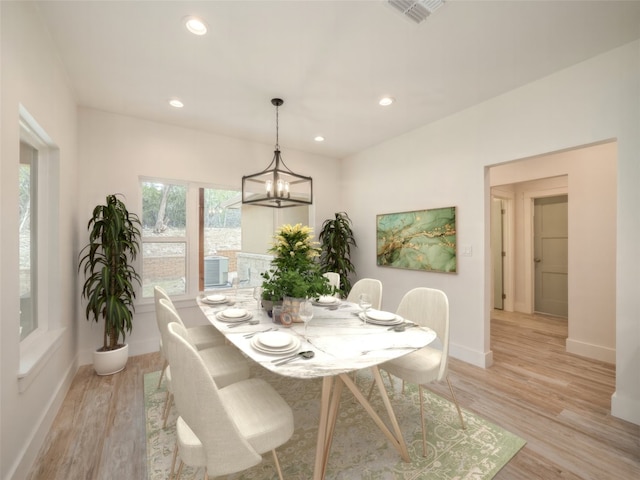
[261,224,333,302]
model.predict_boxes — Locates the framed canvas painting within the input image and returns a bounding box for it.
[376,206,457,273]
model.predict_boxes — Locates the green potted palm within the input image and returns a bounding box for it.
[261,224,332,317]
[78,194,142,375]
[319,212,357,296]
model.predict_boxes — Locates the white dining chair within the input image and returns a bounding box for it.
[378,287,465,457]
[346,278,383,310]
[154,285,226,389]
[345,278,383,383]
[166,321,294,480]
[156,298,251,427]
[155,286,226,348]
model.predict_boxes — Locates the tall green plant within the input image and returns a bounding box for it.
[319,212,357,295]
[78,194,142,351]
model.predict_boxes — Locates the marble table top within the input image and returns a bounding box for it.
[197,289,436,379]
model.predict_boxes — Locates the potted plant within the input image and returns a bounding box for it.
[78,194,142,375]
[319,212,357,296]
[261,224,333,316]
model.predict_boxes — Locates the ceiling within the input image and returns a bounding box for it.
[33,1,640,159]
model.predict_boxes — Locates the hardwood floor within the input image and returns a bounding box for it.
[429,310,639,480]
[26,351,163,480]
[27,311,639,479]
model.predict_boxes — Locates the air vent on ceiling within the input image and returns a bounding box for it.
[387,0,445,24]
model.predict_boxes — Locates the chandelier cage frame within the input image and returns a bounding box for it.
[241,98,313,208]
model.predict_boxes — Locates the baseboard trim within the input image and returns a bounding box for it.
[611,391,640,426]
[566,337,615,364]
[450,343,493,368]
[9,354,79,480]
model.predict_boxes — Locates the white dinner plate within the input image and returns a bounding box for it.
[221,308,247,318]
[318,295,337,304]
[365,309,396,321]
[202,294,228,305]
[312,296,338,306]
[251,335,300,355]
[257,331,294,349]
[359,312,403,326]
[216,311,253,323]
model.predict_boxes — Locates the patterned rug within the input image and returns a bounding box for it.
[144,368,525,479]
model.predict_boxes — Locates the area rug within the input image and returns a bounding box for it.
[144,368,525,480]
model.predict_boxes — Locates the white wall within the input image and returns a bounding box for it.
[1,2,79,478]
[491,141,617,363]
[342,42,640,425]
[76,108,343,364]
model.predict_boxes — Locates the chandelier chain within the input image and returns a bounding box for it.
[275,102,280,150]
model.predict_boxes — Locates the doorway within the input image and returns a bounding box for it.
[491,198,505,309]
[488,142,617,365]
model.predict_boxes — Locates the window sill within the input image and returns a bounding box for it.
[18,327,66,393]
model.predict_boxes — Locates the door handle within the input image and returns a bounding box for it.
[534,258,541,263]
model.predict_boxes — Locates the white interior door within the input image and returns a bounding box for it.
[534,195,568,317]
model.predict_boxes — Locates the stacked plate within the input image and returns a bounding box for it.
[202,294,229,305]
[312,295,338,306]
[359,309,403,326]
[215,308,252,323]
[251,331,300,355]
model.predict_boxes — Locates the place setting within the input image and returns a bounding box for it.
[251,330,301,356]
[215,307,253,324]
[200,293,234,306]
[358,308,404,327]
[312,295,340,307]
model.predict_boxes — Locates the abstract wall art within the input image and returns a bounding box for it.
[376,206,457,273]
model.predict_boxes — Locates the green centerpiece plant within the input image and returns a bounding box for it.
[261,224,333,310]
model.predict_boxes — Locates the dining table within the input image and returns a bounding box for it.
[197,288,437,480]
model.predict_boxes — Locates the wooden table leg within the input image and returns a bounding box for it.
[313,375,347,480]
[321,376,344,473]
[313,367,410,479]
[313,376,335,480]
[370,366,410,461]
[338,368,410,462]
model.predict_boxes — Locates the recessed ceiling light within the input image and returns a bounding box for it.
[184,16,208,35]
[379,97,395,106]
[169,99,184,108]
[314,136,325,142]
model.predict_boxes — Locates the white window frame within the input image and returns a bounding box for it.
[139,177,247,305]
[18,106,65,392]
[139,177,191,301]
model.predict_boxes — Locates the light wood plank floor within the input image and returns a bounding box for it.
[27,311,639,479]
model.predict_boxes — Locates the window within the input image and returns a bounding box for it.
[141,181,188,297]
[140,179,245,298]
[19,141,37,340]
[139,179,313,300]
[18,107,65,390]
[201,187,242,290]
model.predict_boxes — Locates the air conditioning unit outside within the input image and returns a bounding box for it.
[204,256,229,287]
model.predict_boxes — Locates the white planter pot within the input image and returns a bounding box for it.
[93,343,129,375]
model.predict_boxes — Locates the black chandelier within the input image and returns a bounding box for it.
[241,98,313,208]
